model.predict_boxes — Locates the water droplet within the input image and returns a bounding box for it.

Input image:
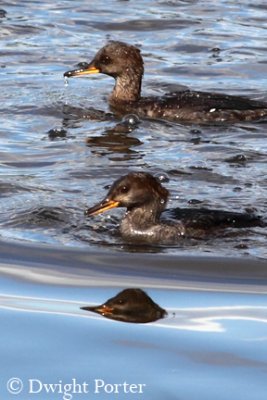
[188,199,202,205]
[122,114,140,126]
[64,76,69,86]
[190,129,202,135]
[160,199,165,205]
[155,173,169,183]
[78,62,89,69]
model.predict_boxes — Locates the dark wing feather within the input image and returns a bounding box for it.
[162,90,267,111]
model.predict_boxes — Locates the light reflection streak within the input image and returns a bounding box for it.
[1,293,267,333]
[1,264,267,294]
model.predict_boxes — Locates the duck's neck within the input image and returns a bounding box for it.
[120,202,186,244]
[119,203,186,243]
[125,203,161,226]
[110,69,142,103]
[119,202,163,241]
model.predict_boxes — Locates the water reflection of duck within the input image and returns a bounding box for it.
[81,288,167,323]
[85,172,263,244]
[64,41,267,124]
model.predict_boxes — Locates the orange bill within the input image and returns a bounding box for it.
[85,199,120,217]
[94,305,114,315]
[81,304,114,315]
[64,65,100,78]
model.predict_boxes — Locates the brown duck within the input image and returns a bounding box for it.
[64,41,267,124]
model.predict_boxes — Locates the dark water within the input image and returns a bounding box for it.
[1,1,267,399]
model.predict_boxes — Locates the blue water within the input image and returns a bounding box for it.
[1,242,267,399]
[1,1,267,399]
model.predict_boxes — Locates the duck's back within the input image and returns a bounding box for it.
[111,90,267,124]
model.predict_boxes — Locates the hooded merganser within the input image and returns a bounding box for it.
[81,288,167,323]
[85,172,263,244]
[64,41,267,124]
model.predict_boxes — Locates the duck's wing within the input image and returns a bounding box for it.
[165,207,265,229]
[162,90,267,112]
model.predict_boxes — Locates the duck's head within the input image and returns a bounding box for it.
[64,41,144,80]
[85,172,169,217]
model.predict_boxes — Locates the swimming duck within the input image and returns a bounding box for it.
[64,41,267,124]
[85,171,263,244]
[81,288,167,323]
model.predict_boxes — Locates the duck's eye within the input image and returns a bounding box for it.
[120,185,129,194]
[101,55,112,65]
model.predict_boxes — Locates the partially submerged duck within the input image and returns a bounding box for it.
[85,171,263,244]
[81,288,167,323]
[64,41,267,124]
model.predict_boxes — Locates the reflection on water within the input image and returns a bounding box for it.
[81,288,167,323]
[86,114,142,160]
[0,240,267,399]
[1,292,267,334]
